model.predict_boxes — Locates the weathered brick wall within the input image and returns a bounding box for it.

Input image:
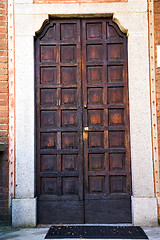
[0,0,9,224]
[154,0,160,220]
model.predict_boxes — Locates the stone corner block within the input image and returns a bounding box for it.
[12,198,37,227]
[132,196,158,227]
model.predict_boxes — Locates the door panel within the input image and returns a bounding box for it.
[35,18,131,224]
[36,19,84,224]
[82,19,131,223]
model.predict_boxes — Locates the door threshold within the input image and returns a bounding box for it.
[37,223,133,228]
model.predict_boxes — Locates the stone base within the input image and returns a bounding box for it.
[12,197,158,226]
[12,198,37,227]
[132,196,158,226]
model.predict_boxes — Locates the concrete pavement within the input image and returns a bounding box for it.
[0,226,160,240]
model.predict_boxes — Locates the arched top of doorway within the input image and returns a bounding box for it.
[35,15,128,40]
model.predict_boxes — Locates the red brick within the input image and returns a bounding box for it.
[0,111,8,117]
[0,194,8,200]
[0,93,8,99]
[0,131,8,137]
[0,137,9,144]
[0,16,7,21]
[157,104,160,111]
[0,160,8,169]
[0,88,8,93]
[0,63,7,68]
[0,166,8,175]
[0,50,8,56]
[156,83,160,88]
[157,111,160,118]
[156,92,160,99]
[0,21,7,27]
[0,124,8,130]
[0,44,7,50]
[155,26,160,32]
[154,39,160,44]
[0,33,7,39]
[0,181,8,188]
[0,56,8,62]
[155,8,160,13]
[0,187,8,194]
[155,32,160,39]
[0,69,8,74]
[0,75,8,81]
[0,26,7,32]
[154,18,160,25]
[0,82,8,88]
[0,118,8,124]
[156,68,160,74]
[0,105,8,111]
[0,9,6,15]
[0,39,7,44]
[0,99,8,105]
[0,3,5,8]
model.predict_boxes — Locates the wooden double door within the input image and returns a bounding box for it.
[35,18,131,224]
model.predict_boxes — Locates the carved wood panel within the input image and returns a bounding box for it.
[36,19,84,224]
[82,18,131,223]
[36,18,131,224]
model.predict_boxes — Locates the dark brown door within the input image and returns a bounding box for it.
[35,18,131,224]
[82,19,131,223]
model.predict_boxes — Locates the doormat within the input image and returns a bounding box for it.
[45,226,148,239]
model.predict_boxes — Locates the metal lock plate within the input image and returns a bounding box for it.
[84,127,89,131]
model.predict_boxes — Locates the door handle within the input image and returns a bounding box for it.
[84,127,89,131]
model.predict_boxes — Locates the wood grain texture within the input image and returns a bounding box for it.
[82,18,131,223]
[36,19,83,224]
[35,18,131,224]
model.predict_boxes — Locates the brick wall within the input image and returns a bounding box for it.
[0,0,9,224]
[154,0,160,220]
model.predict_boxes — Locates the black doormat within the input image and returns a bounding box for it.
[45,226,148,239]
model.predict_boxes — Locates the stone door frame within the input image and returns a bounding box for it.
[11,0,158,227]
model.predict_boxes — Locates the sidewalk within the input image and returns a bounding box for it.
[0,226,160,240]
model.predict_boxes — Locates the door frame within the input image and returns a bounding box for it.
[12,0,158,227]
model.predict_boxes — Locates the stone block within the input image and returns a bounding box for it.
[12,198,37,227]
[132,197,158,226]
